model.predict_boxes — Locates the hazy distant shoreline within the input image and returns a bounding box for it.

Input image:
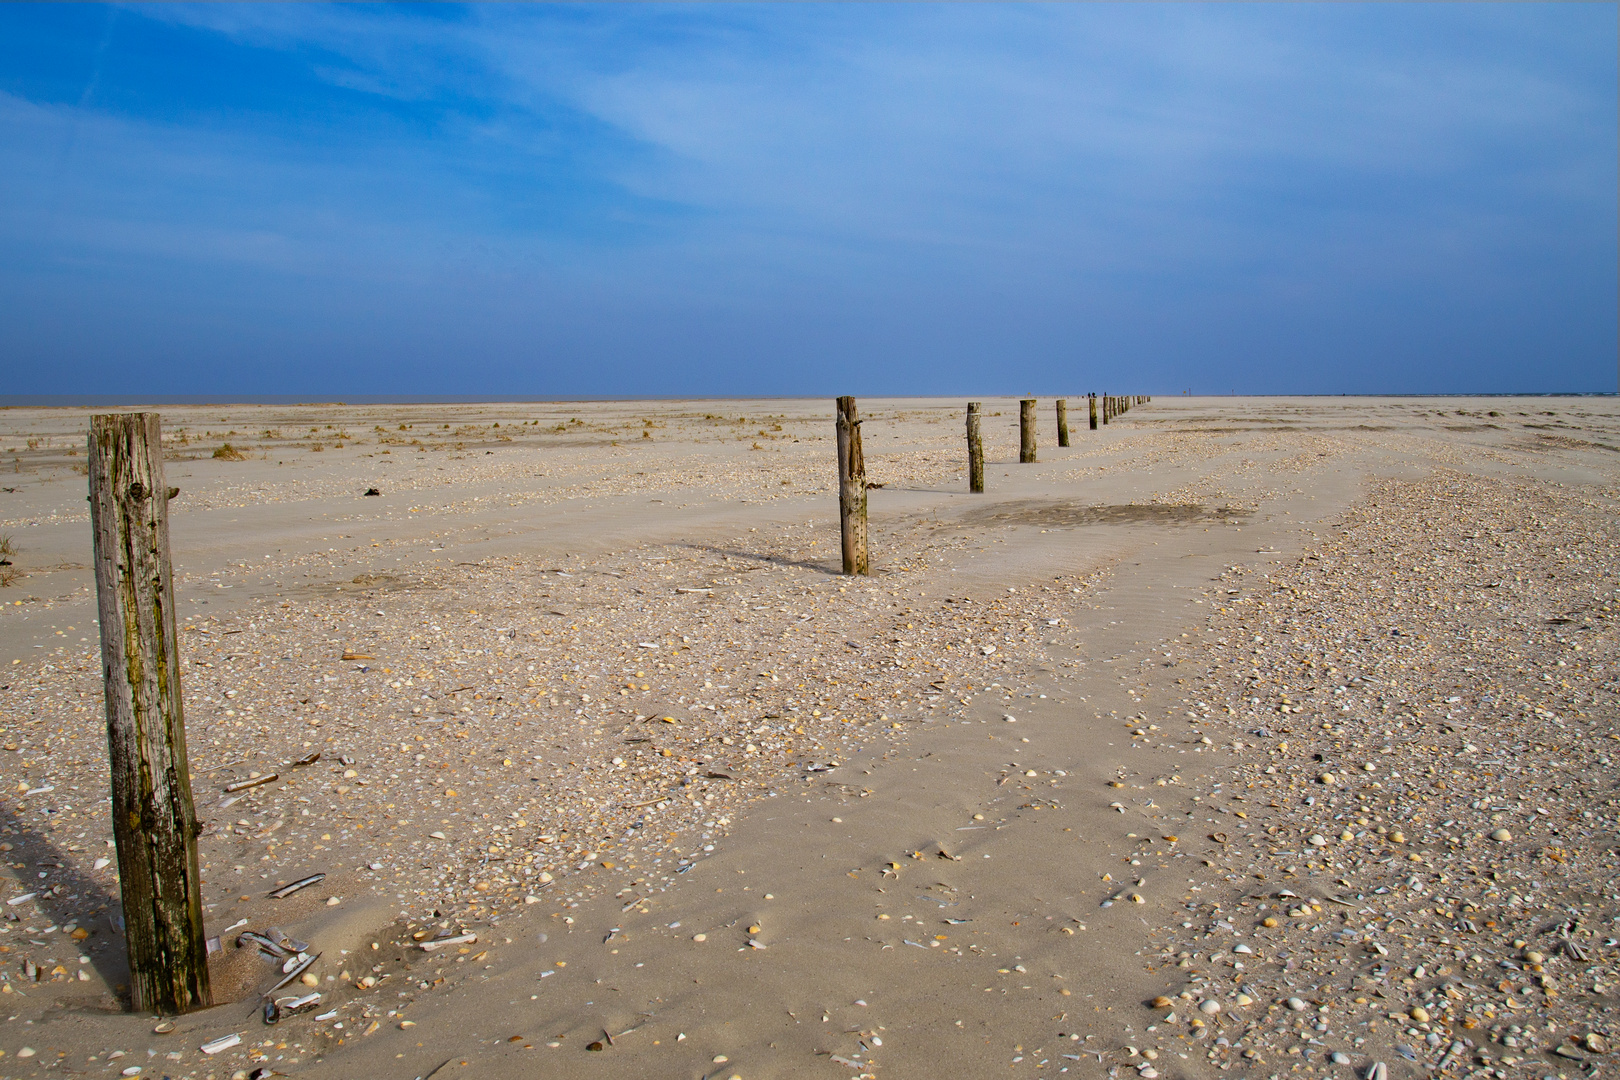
[2,391,1615,409]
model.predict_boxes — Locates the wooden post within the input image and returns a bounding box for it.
[1089,394,1098,431]
[1102,394,1110,425]
[835,397,869,575]
[966,402,985,493]
[1019,399,1037,463]
[88,413,212,1015]
[1055,399,1069,447]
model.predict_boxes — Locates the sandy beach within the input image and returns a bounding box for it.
[0,395,1615,1080]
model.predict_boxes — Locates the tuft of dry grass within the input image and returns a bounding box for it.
[212,443,247,461]
[0,533,16,586]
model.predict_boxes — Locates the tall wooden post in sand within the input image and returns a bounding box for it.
[835,397,869,575]
[1055,399,1069,447]
[966,402,985,493]
[1102,394,1110,425]
[1019,399,1037,463]
[1089,394,1098,430]
[88,413,211,1015]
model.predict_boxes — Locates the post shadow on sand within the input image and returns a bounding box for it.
[678,543,841,576]
[0,803,131,1005]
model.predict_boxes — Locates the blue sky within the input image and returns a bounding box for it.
[1,3,1614,398]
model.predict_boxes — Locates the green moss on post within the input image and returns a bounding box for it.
[89,413,212,1015]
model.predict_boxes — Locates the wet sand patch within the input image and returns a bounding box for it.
[958,500,1251,528]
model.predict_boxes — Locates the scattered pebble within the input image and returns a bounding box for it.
[1134,469,1618,1078]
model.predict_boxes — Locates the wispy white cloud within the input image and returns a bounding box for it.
[110,4,1617,259]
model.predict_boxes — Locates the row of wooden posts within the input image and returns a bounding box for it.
[82,398,1145,1014]
[838,394,1149,575]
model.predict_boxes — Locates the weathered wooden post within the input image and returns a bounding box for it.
[1089,393,1098,431]
[1055,399,1069,447]
[966,402,985,493]
[1102,394,1110,425]
[88,413,212,1015]
[1019,399,1037,463]
[835,396,869,575]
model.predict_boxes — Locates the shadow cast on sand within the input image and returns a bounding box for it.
[679,544,841,576]
[0,804,131,1006]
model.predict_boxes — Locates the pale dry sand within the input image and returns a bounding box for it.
[0,396,1614,1080]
